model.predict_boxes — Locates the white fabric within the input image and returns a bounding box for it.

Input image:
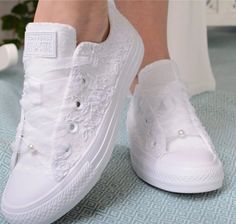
[167,0,216,96]
[11,24,76,172]
[127,60,224,193]
[2,2,144,223]
[138,59,179,87]
[137,60,216,156]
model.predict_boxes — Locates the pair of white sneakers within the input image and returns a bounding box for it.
[1,2,224,224]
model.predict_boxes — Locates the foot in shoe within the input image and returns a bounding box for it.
[127,59,224,194]
[1,2,144,224]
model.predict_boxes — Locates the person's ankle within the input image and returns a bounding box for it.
[78,15,109,43]
[34,0,109,44]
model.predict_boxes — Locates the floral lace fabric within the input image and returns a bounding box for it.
[52,40,133,181]
[131,80,216,159]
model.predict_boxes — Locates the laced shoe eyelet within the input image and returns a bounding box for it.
[69,123,78,133]
[63,144,72,155]
[76,101,81,108]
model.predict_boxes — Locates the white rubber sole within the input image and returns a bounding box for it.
[130,152,224,194]
[2,24,144,224]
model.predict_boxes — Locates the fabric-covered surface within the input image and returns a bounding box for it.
[0,29,236,223]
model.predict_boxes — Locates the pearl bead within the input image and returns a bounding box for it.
[28,144,37,154]
[28,144,34,150]
[178,129,185,137]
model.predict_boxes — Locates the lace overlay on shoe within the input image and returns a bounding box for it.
[132,81,217,158]
[12,39,133,182]
[53,41,132,181]
[11,5,135,181]
[10,58,73,171]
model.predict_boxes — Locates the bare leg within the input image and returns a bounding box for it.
[34,0,109,43]
[116,0,170,92]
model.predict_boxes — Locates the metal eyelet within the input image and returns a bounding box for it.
[69,123,78,133]
[63,144,72,154]
[76,101,81,108]
[65,147,70,153]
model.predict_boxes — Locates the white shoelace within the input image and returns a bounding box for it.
[10,57,79,169]
[11,54,96,169]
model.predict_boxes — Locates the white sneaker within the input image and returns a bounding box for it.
[1,2,144,223]
[127,60,224,193]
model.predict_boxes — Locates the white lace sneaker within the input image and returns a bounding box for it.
[127,60,224,193]
[1,2,144,223]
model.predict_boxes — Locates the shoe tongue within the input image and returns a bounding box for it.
[23,23,76,80]
[138,59,180,89]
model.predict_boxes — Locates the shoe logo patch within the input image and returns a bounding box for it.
[24,32,57,58]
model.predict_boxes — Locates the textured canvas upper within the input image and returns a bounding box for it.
[129,60,218,160]
[127,60,224,194]
[11,15,134,182]
[1,1,144,223]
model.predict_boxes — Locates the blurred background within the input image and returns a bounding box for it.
[206,0,236,92]
[0,0,38,48]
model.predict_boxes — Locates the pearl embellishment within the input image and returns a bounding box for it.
[28,144,37,154]
[28,144,34,150]
[178,129,185,138]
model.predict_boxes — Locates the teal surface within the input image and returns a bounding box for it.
[0,29,236,224]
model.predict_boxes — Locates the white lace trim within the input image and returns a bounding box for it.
[52,40,132,181]
[133,81,217,159]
